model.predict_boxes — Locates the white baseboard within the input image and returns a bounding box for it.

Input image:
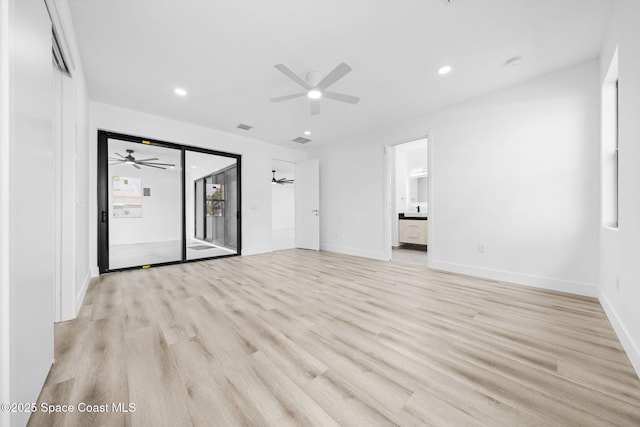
[598,291,640,378]
[320,244,388,261]
[429,259,598,297]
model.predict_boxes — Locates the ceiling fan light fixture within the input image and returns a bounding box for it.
[438,65,452,75]
[125,160,135,165]
[307,89,322,99]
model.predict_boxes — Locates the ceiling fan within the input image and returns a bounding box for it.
[272,170,294,185]
[109,149,175,170]
[270,62,360,115]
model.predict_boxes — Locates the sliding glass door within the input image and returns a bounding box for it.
[97,131,241,273]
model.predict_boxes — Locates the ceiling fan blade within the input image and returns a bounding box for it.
[135,157,159,162]
[114,152,126,159]
[316,62,352,90]
[270,93,306,103]
[141,163,168,169]
[138,161,175,167]
[132,164,141,169]
[310,99,320,115]
[274,64,312,90]
[323,91,360,104]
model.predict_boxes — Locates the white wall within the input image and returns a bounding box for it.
[108,161,182,245]
[89,102,307,275]
[309,60,600,296]
[598,0,640,376]
[0,0,55,425]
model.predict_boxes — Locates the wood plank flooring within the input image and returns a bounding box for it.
[28,249,640,426]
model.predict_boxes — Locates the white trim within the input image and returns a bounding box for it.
[320,244,387,262]
[382,145,392,260]
[383,133,432,264]
[598,291,640,378]
[429,259,598,297]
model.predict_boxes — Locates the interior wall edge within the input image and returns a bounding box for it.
[0,0,11,423]
[598,289,640,379]
[429,259,599,298]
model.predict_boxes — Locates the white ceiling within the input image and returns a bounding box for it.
[69,0,613,148]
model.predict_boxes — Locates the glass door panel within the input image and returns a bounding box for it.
[185,151,239,261]
[107,138,182,269]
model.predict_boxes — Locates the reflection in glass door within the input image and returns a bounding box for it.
[97,131,241,273]
[107,138,183,270]
[187,151,238,261]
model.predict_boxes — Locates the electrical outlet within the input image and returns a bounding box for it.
[478,244,486,254]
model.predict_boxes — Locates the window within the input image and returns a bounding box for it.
[602,49,619,228]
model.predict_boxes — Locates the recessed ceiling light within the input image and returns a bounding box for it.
[191,165,197,168]
[174,87,187,97]
[307,89,322,99]
[438,65,452,75]
[504,56,523,67]
[304,130,311,136]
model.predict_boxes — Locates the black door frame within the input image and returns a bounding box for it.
[97,130,242,274]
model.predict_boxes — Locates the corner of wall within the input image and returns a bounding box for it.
[320,244,388,262]
[429,259,599,298]
[74,271,91,316]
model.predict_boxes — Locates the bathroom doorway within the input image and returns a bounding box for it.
[386,137,429,266]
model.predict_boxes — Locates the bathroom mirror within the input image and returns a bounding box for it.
[409,177,428,203]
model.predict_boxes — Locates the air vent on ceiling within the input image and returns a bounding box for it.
[292,137,311,144]
[237,123,253,130]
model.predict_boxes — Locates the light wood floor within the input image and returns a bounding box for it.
[29,250,640,426]
[392,245,428,267]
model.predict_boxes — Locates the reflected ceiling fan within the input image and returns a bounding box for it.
[272,170,294,185]
[109,149,175,170]
[270,62,360,115]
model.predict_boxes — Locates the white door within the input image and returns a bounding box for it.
[295,159,319,250]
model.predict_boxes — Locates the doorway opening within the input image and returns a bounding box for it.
[97,131,241,273]
[386,137,429,266]
[271,159,296,251]
[269,158,320,252]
